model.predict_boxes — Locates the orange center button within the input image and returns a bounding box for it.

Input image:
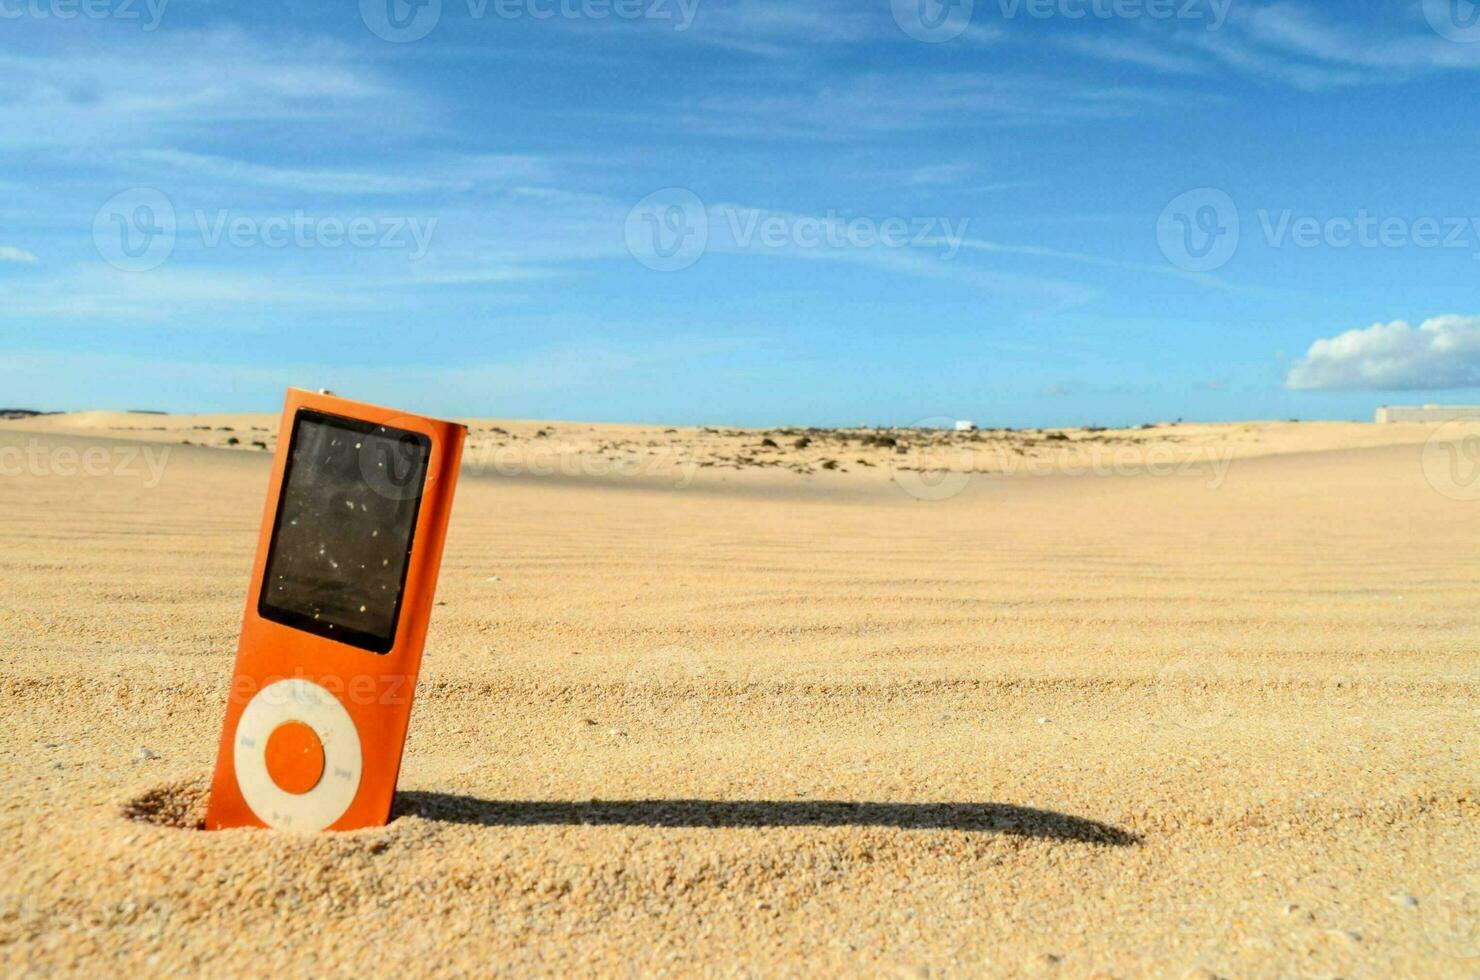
[264,721,326,795]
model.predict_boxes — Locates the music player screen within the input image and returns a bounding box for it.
[258,410,431,653]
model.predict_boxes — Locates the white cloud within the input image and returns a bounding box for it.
[1285,315,1480,391]
[0,246,38,264]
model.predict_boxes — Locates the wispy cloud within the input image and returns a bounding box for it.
[685,0,882,55]
[1181,27,1371,90]
[1238,2,1480,72]
[0,246,39,264]
[906,163,978,186]
[396,265,573,287]
[677,0,1002,57]
[0,27,414,151]
[0,337,757,414]
[1058,34,1209,76]
[692,201,1100,312]
[0,264,386,321]
[658,73,1210,139]
[952,236,1234,290]
[1058,4,1480,91]
[127,150,549,197]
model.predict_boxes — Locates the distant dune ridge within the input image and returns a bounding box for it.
[1,410,1470,491]
[0,412,1476,975]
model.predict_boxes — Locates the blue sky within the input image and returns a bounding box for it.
[2,0,1478,427]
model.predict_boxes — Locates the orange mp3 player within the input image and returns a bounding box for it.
[206,388,466,832]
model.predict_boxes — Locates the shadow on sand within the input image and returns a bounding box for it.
[394,794,1139,846]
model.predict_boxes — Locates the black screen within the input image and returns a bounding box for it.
[258,410,431,653]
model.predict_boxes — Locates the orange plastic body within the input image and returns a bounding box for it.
[205,388,465,831]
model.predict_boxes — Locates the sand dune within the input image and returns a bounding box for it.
[0,419,1475,976]
[3,410,1473,493]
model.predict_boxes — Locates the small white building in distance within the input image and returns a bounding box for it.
[954,420,976,432]
[1375,404,1480,423]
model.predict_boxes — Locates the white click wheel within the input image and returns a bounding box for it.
[233,678,363,832]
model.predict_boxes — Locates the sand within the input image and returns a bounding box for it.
[0,413,1476,977]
